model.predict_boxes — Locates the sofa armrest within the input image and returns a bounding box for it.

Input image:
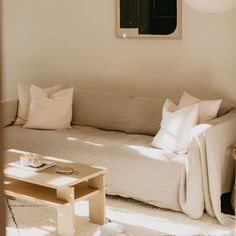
[187,111,236,222]
[204,111,236,193]
[190,111,236,193]
[1,99,18,127]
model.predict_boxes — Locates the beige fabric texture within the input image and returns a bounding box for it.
[178,92,222,123]
[4,125,185,212]
[1,99,18,127]
[185,111,236,226]
[217,99,235,117]
[3,111,236,226]
[72,90,166,136]
[24,85,73,130]
[151,99,199,153]
[15,83,63,125]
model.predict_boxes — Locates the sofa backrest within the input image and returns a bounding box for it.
[72,90,167,136]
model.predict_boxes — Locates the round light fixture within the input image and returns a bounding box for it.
[184,0,236,13]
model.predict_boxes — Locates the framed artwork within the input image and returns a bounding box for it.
[117,0,182,39]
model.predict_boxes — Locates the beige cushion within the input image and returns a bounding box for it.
[217,99,235,117]
[72,90,167,135]
[24,85,73,130]
[15,83,63,125]
[1,99,18,127]
[178,92,222,123]
[151,99,199,154]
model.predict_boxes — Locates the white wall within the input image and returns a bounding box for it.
[2,0,236,102]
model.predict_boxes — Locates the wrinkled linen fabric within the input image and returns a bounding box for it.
[202,113,236,226]
[3,112,236,226]
[4,125,186,212]
[180,112,236,226]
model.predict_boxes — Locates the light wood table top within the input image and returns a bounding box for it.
[3,149,106,189]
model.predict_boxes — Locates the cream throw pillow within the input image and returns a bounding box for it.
[178,92,222,123]
[15,83,63,125]
[151,99,199,154]
[24,85,73,129]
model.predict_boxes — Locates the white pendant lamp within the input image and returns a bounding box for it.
[184,0,236,13]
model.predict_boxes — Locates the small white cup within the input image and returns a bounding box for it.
[20,153,32,166]
[29,155,42,167]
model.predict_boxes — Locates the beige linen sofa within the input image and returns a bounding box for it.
[2,90,236,225]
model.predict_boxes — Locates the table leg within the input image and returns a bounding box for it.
[88,174,106,224]
[57,187,76,236]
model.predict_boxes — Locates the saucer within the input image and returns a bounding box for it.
[29,160,44,168]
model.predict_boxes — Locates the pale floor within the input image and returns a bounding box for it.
[6,196,234,236]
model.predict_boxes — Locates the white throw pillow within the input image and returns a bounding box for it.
[15,83,63,125]
[151,99,199,154]
[178,92,222,123]
[23,85,73,129]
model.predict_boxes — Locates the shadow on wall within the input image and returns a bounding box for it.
[36,67,236,105]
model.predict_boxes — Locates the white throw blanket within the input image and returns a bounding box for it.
[180,112,236,226]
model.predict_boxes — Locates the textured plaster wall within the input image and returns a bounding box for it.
[2,0,236,102]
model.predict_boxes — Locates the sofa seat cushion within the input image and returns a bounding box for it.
[4,125,186,211]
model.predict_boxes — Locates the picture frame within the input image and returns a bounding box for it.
[116,0,182,39]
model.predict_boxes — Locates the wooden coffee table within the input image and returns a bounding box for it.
[3,149,106,236]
